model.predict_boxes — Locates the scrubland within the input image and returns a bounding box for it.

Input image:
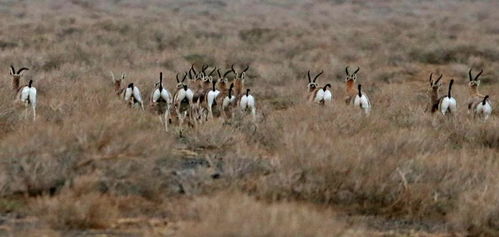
[0,0,498,236]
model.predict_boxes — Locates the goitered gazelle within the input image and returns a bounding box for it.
[18,80,37,121]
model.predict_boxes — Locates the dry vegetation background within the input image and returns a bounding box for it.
[0,0,498,236]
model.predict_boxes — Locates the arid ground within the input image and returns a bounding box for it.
[0,0,498,236]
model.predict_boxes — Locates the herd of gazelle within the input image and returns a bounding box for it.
[308,65,492,119]
[110,64,256,131]
[7,64,494,126]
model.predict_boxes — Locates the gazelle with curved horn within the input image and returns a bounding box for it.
[151,72,172,131]
[173,72,195,128]
[123,82,144,110]
[344,66,360,104]
[222,83,237,120]
[438,79,457,115]
[233,65,249,99]
[217,68,234,103]
[474,95,492,120]
[18,80,37,121]
[9,65,29,91]
[240,88,256,121]
[305,70,331,105]
[110,71,126,95]
[467,68,484,98]
[207,79,221,119]
[314,84,333,105]
[354,84,371,114]
[427,73,443,113]
[466,68,492,117]
[188,64,200,88]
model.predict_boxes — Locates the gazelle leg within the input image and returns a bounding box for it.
[32,106,36,121]
[164,112,169,132]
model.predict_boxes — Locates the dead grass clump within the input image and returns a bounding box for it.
[31,192,119,230]
[184,121,240,151]
[178,192,361,237]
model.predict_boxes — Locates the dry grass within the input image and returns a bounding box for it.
[0,0,498,235]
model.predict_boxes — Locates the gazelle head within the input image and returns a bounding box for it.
[218,68,233,90]
[235,65,249,80]
[188,64,199,81]
[176,72,188,89]
[111,71,126,92]
[429,73,443,92]
[345,66,360,82]
[206,66,218,83]
[233,65,249,82]
[306,70,323,92]
[10,65,29,90]
[468,68,483,88]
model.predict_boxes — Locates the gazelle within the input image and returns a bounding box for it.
[428,73,443,113]
[467,68,484,98]
[438,79,457,115]
[110,71,126,95]
[173,73,195,128]
[354,84,371,114]
[467,68,492,118]
[306,70,323,102]
[306,70,332,105]
[474,95,492,120]
[150,72,172,131]
[233,65,249,99]
[207,79,221,119]
[123,82,144,110]
[344,66,361,104]
[240,88,256,121]
[314,84,333,105]
[9,65,29,91]
[18,80,37,121]
[217,68,234,103]
[222,83,237,120]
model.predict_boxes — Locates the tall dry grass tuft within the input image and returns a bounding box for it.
[31,191,119,230]
[178,192,363,237]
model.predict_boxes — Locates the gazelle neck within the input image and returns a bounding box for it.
[468,85,481,97]
[430,88,439,103]
[12,77,20,91]
[235,79,243,95]
[114,81,121,92]
[346,80,356,95]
